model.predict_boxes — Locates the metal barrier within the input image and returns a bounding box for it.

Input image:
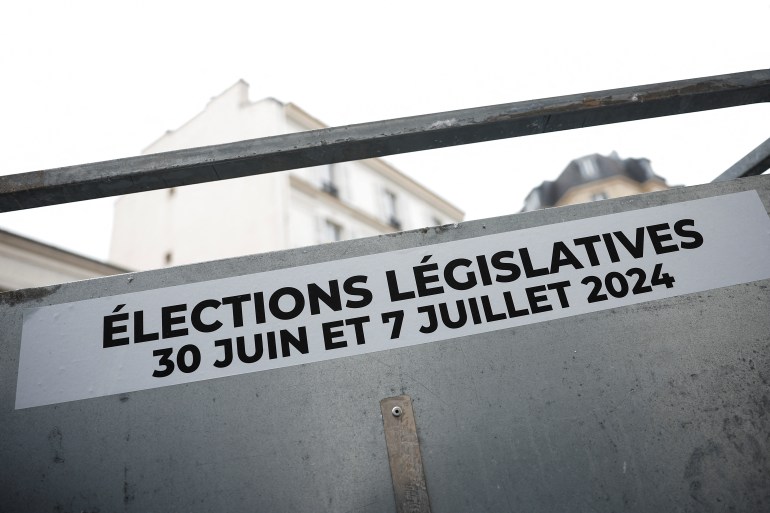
[1,70,768,211]
[1,71,769,513]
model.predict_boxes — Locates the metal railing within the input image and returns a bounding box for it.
[1,69,769,213]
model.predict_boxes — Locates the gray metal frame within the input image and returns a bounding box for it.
[2,71,770,512]
[1,177,768,512]
[713,137,770,182]
[1,69,768,212]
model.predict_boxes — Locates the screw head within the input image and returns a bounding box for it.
[391,406,402,417]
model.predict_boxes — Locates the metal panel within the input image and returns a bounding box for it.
[1,70,769,212]
[1,176,769,512]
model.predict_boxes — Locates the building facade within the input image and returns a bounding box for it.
[522,153,669,212]
[110,81,463,270]
[0,228,126,291]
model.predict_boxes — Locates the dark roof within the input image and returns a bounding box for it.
[523,153,666,211]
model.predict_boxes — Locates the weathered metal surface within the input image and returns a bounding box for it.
[713,137,770,182]
[1,176,769,512]
[381,395,432,513]
[1,70,769,212]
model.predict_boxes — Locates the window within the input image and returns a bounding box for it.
[591,191,609,202]
[523,191,541,212]
[578,157,600,180]
[323,219,343,243]
[319,165,338,197]
[383,190,401,229]
[640,159,655,179]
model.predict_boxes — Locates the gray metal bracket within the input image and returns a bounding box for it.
[380,395,432,513]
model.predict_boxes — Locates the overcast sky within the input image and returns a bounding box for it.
[1,1,768,261]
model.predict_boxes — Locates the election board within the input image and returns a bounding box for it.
[1,177,769,512]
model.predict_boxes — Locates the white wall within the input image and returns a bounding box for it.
[143,82,286,153]
[112,83,293,268]
[111,81,463,270]
[111,173,288,269]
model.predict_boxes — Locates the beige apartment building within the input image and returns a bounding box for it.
[522,153,669,212]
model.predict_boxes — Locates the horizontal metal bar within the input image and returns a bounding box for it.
[712,137,770,182]
[1,69,769,212]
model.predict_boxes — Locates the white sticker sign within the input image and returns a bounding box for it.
[15,191,770,409]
